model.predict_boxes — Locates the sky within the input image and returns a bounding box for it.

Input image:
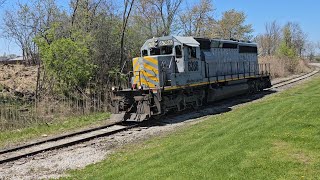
[0,0,319,55]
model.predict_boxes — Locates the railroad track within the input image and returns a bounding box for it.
[0,68,319,165]
[0,122,138,164]
[269,68,319,90]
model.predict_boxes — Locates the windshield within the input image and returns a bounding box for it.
[150,46,173,56]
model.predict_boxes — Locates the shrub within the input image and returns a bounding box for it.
[259,56,310,78]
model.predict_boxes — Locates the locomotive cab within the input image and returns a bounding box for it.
[132,36,202,89]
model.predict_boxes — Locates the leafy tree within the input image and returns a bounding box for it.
[35,25,95,91]
[213,9,253,40]
[277,24,296,59]
[289,22,307,57]
[277,22,307,59]
[278,41,296,59]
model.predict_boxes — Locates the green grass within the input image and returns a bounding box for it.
[65,76,320,180]
[0,112,110,148]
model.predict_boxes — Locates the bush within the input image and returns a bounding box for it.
[37,38,94,90]
[278,42,296,59]
[34,23,97,94]
[259,56,310,78]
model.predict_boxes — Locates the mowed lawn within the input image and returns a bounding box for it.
[66,76,320,180]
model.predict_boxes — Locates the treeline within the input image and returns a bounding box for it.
[255,21,315,77]
[1,0,254,96]
[256,21,309,59]
[0,0,317,95]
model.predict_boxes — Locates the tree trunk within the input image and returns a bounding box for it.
[119,0,135,68]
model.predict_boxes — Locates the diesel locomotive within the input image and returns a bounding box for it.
[110,36,271,121]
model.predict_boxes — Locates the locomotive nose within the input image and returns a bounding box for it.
[132,56,160,89]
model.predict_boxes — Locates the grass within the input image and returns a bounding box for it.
[0,112,110,148]
[65,76,320,180]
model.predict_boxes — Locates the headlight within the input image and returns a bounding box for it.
[138,85,143,90]
[111,87,116,91]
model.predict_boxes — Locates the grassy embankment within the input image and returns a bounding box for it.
[66,76,320,179]
[0,113,110,148]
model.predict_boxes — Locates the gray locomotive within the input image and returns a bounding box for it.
[110,36,271,121]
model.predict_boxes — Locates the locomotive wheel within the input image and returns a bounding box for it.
[248,81,255,94]
[193,101,200,110]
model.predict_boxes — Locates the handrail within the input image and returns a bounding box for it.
[205,61,270,82]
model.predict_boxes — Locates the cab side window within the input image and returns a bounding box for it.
[175,45,182,58]
[142,49,148,57]
[188,47,197,58]
[150,48,160,55]
[161,46,173,55]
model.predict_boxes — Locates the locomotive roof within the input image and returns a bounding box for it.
[195,37,257,46]
[141,36,201,50]
[141,36,256,50]
[173,36,200,47]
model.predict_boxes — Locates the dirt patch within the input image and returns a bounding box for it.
[0,64,37,98]
[272,141,312,165]
[291,151,311,165]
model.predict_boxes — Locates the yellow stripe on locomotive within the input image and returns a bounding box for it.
[132,57,160,89]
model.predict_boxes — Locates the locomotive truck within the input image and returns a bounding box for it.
[110,36,271,121]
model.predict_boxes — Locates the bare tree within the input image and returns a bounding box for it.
[3,0,60,65]
[265,21,281,55]
[179,0,215,37]
[120,0,135,69]
[304,41,315,61]
[134,1,161,37]
[138,0,183,36]
[255,21,281,56]
[291,23,307,57]
[134,0,163,37]
[317,41,320,51]
[0,0,5,7]
[71,0,80,26]
[3,5,38,65]
[179,4,193,36]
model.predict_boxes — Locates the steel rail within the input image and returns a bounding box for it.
[0,122,138,164]
[0,122,121,155]
[268,69,319,90]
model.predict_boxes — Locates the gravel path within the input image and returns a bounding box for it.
[0,71,319,179]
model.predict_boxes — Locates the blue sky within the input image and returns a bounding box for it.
[0,0,319,55]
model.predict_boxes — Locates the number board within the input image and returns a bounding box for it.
[159,40,173,46]
[188,61,199,71]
